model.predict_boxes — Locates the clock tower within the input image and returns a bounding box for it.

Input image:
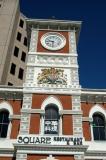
[16,19,86,160]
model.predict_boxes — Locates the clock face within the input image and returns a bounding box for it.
[40,32,66,51]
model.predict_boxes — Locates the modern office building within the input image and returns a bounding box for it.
[0,0,28,86]
[0,18,106,160]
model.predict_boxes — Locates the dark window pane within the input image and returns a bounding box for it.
[21,51,26,62]
[93,113,106,140]
[19,19,24,28]
[0,110,9,138]
[18,68,24,80]
[93,127,99,140]
[10,63,16,75]
[3,112,9,123]
[45,104,59,134]
[0,115,2,123]
[45,104,59,120]
[14,46,19,57]
[0,124,2,137]
[1,124,8,138]
[24,37,27,46]
[8,82,13,86]
[17,32,22,41]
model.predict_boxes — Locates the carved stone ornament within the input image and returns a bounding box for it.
[37,67,67,85]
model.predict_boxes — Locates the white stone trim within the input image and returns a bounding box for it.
[40,115,44,135]
[15,149,86,155]
[41,155,59,160]
[21,109,82,115]
[21,109,45,114]
[16,152,27,160]
[60,110,82,115]
[74,154,84,160]
[82,117,93,122]
[81,90,106,95]
[59,116,62,135]
[0,101,13,115]
[69,31,77,53]
[7,121,12,139]
[9,115,21,120]
[0,154,13,157]
[28,52,78,56]
[41,96,63,111]
[0,86,22,92]
[89,104,106,118]
[84,156,106,159]
[29,29,38,52]
[23,89,81,95]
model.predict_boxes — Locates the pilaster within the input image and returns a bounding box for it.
[19,93,32,134]
[69,31,77,53]
[72,95,83,136]
[29,29,38,52]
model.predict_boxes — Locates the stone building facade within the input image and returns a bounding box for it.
[0,19,106,160]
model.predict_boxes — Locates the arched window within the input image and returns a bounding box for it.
[44,104,59,134]
[0,110,9,138]
[92,113,106,140]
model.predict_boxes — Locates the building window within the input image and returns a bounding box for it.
[18,68,24,80]
[13,46,19,57]
[21,51,26,62]
[17,32,22,41]
[19,19,24,28]
[10,63,16,75]
[92,113,106,140]
[44,104,59,134]
[8,82,13,86]
[24,37,27,46]
[0,110,9,138]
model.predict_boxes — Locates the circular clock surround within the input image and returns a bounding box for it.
[40,32,66,51]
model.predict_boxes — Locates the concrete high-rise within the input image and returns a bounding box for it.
[0,0,28,86]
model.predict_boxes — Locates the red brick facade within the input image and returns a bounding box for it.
[32,94,72,110]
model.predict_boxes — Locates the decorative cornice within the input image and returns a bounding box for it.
[81,89,106,103]
[14,144,88,154]
[0,86,23,100]
[85,151,106,157]
[0,149,15,155]
[81,94,106,103]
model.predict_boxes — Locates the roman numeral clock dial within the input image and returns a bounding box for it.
[40,32,66,51]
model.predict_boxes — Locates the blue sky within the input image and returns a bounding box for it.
[20,0,106,89]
